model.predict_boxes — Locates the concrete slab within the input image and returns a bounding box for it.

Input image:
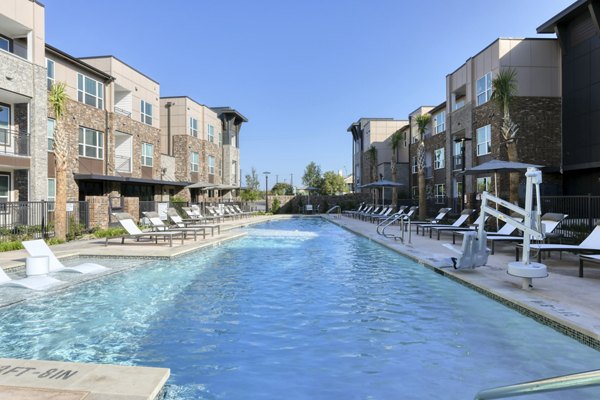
[0,385,89,400]
[0,359,168,400]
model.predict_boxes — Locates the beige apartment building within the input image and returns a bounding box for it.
[0,0,47,202]
[347,118,409,198]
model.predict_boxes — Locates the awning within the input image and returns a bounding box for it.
[74,174,190,187]
[186,181,216,189]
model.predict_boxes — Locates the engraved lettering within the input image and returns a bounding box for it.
[0,366,11,374]
[55,370,78,380]
[38,368,57,378]
[48,369,63,379]
[15,367,36,377]
[2,367,23,375]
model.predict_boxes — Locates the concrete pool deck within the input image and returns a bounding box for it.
[1,212,600,398]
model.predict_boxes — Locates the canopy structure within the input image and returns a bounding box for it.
[185,181,215,189]
[360,180,404,206]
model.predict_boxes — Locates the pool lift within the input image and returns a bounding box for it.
[444,167,547,290]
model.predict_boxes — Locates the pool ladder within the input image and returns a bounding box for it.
[474,368,600,399]
[377,213,411,244]
[326,205,341,218]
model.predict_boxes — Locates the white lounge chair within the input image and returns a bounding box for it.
[167,208,221,236]
[108,213,185,247]
[143,211,205,240]
[412,207,453,233]
[418,209,475,237]
[517,221,600,263]
[23,239,108,274]
[0,267,63,291]
[579,254,600,277]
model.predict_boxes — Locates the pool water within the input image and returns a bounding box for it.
[1,218,599,399]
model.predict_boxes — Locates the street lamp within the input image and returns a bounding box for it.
[454,137,472,211]
[263,171,271,213]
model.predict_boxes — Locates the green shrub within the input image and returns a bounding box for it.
[0,241,24,252]
[92,227,126,238]
[271,198,281,214]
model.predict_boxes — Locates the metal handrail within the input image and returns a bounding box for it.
[326,205,341,218]
[377,212,404,236]
[474,369,600,399]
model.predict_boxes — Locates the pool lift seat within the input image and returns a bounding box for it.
[443,167,547,290]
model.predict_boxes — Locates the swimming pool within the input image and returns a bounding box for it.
[0,218,599,399]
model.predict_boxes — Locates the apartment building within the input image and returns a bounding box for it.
[0,0,46,202]
[347,118,409,198]
[445,38,562,202]
[538,0,600,195]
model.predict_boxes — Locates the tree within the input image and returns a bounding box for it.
[390,129,405,207]
[320,171,348,195]
[271,182,294,195]
[241,167,261,201]
[415,114,431,220]
[491,68,520,204]
[48,82,69,241]
[302,161,322,189]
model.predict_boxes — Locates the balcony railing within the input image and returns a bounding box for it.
[114,106,132,118]
[453,155,463,170]
[0,129,30,156]
[115,154,132,173]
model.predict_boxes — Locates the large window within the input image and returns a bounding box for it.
[0,36,11,53]
[434,148,445,169]
[0,103,9,145]
[454,96,465,110]
[476,125,491,156]
[208,155,215,175]
[142,143,153,167]
[433,111,445,134]
[435,184,445,204]
[78,127,103,159]
[47,178,56,211]
[47,118,55,151]
[453,141,462,170]
[477,176,492,193]
[0,174,9,204]
[411,156,417,174]
[207,124,215,143]
[190,117,198,137]
[190,151,199,172]
[77,73,104,109]
[141,100,153,125]
[476,72,492,106]
[46,58,55,91]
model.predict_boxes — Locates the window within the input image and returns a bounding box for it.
[141,143,153,167]
[477,176,492,193]
[453,141,462,170]
[77,73,104,109]
[434,148,445,169]
[208,155,215,175]
[435,184,445,204]
[141,100,153,125]
[476,125,491,156]
[47,118,55,151]
[0,36,11,53]
[47,178,56,211]
[454,96,465,110]
[207,124,214,143]
[190,151,199,172]
[46,58,55,91]
[433,112,445,134]
[412,156,417,174]
[232,160,238,184]
[476,72,492,106]
[0,174,9,204]
[0,103,10,145]
[78,127,103,159]
[190,117,198,137]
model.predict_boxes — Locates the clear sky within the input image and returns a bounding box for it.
[44,0,573,189]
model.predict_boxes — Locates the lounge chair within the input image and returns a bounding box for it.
[411,207,453,233]
[430,213,489,240]
[23,239,108,274]
[579,254,600,277]
[166,208,221,236]
[418,209,474,237]
[233,205,251,218]
[0,267,63,291]
[107,212,185,247]
[182,206,221,223]
[517,221,600,263]
[451,217,522,244]
[372,206,407,223]
[143,211,206,240]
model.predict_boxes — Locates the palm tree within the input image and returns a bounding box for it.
[415,114,431,220]
[48,82,69,241]
[366,145,378,204]
[491,68,519,204]
[390,129,404,208]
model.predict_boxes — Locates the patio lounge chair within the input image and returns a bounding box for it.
[182,206,221,223]
[579,254,600,277]
[516,221,600,263]
[23,239,108,274]
[411,208,452,233]
[107,212,185,247]
[0,267,63,291]
[166,208,221,236]
[451,217,522,245]
[430,213,489,240]
[418,209,474,237]
[143,211,205,240]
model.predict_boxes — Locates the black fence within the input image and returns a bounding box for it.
[0,201,88,241]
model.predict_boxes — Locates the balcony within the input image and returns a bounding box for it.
[0,129,29,156]
[453,155,463,170]
[115,154,131,174]
[114,106,132,118]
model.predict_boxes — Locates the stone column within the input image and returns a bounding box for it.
[123,197,140,222]
[86,196,109,229]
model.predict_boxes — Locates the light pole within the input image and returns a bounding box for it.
[454,137,472,211]
[263,171,271,213]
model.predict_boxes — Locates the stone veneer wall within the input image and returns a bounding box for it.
[123,197,140,222]
[86,195,109,229]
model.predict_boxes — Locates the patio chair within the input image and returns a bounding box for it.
[372,206,407,223]
[451,216,522,245]
[167,208,221,236]
[233,205,251,218]
[430,213,489,240]
[417,209,474,237]
[142,211,206,241]
[411,207,452,232]
[107,212,185,247]
[517,221,600,263]
[579,254,600,277]
[23,239,108,274]
[0,268,63,291]
[183,206,221,223]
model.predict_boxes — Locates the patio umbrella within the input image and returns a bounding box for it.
[361,180,404,206]
[462,159,543,197]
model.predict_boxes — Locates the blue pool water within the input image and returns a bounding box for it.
[0,218,599,399]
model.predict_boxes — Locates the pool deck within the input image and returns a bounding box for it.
[2,212,600,398]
